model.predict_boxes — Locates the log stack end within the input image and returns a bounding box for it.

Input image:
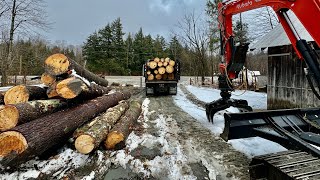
[0,105,19,131]
[104,131,124,150]
[56,77,84,99]
[45,53,70,76]
[75,135,95,154]
[4,85,29,105]
[0,131,27,157]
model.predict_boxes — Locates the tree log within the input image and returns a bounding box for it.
[46,83,59,98]
[154,57,160,62]
[4,85,47,105]
[168,73,175,80]
[147,74,154,81]
[44,53,109,86]
[41,72,56,86]
[157,61,163,67]
[163,62,168,67]
[158,67,166,75]
[169,60,175,66]
[0,99,67,131]
[149,61,157,69]
[74,101,129,154]
[166,65,174,74]
[104,100,142,150]
[56,77,111,99]
[165,57,170,63]
[0,91,131,167]
[155,74,162,80]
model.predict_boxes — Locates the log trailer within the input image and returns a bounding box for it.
[143,58,180,95]
[205,0,320,179]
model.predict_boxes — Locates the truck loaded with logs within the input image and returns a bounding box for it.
[143,57,180,95]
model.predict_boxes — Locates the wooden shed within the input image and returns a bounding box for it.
[250,12,320,109]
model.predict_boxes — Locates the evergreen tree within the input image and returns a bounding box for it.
[125,33,134,71]
[234,20,250,44]
[168,36,183,60]
[83,32,103,72]
[153,35,167,58]
[111,18,125,66]
[131,28,144,74]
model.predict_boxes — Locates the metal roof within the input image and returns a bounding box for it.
[250,12,314,50]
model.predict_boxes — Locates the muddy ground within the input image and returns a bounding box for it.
[1,82,251,180]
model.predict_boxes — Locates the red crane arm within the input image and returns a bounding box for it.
[218,0,320,78]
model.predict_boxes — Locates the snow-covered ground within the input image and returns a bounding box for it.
[1,83,287,179]
[174,85,286,158]
[185,85,267,110]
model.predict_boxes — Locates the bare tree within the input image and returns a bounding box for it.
[1,0,50,86]
[248,7,279,40]
[176,11,211,85]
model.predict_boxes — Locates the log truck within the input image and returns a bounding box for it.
[205,0,320,179]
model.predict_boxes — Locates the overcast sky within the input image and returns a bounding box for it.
[44,0,207,46]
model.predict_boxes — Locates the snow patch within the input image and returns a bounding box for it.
[175,86,286,158]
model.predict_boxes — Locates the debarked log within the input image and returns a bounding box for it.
[0,91,131,167]
[44,53,109,86]
[4,85,47,105]
[104,100,142,150]
[0,99,67,131]
[74,101,129,154]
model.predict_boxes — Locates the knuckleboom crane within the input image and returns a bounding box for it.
[206,0,320,179]
[206,0,320,122]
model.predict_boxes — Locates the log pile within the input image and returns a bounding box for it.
[0,53,143,168]
[146,57,177,81]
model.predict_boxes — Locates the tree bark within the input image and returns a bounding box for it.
[56,77,111,99]
[74,101,129,154]
[0,99,67,131]
[44,53,109,86]
[104,100,142,150]
[0,93,4,105]
[4,85,47,105]
[0,91,131,167]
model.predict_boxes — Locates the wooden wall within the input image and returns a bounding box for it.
[267,44,320,109]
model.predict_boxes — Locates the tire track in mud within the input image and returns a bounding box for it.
[147,94,250,179]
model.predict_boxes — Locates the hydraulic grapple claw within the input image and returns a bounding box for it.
[205,98,252,124]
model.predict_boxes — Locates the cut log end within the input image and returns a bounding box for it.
[45,53,70,75]
[56,77,83,99]
[41,73,56,86]
[105,131,124,150]
[4,85,29,105]
[0,131,27,157]
[75,135,95,154]
[0,105,19,131]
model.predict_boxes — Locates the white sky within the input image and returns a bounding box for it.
[43,0,206,45]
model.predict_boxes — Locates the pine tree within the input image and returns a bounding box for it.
[168,36,182,60]
[234,20,250,44]
[111,18,125,66]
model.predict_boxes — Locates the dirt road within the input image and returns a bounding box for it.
[1,85,251,180]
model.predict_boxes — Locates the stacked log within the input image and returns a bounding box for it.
[55,77,111,99]
[0,52,144,169]
[74,100,129,154]
[0,99,67,131]
[4,85,47,105]
[0,91,131,167]
[105,100,142,150]
[44,53,109,86]
[146,57,177,81]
